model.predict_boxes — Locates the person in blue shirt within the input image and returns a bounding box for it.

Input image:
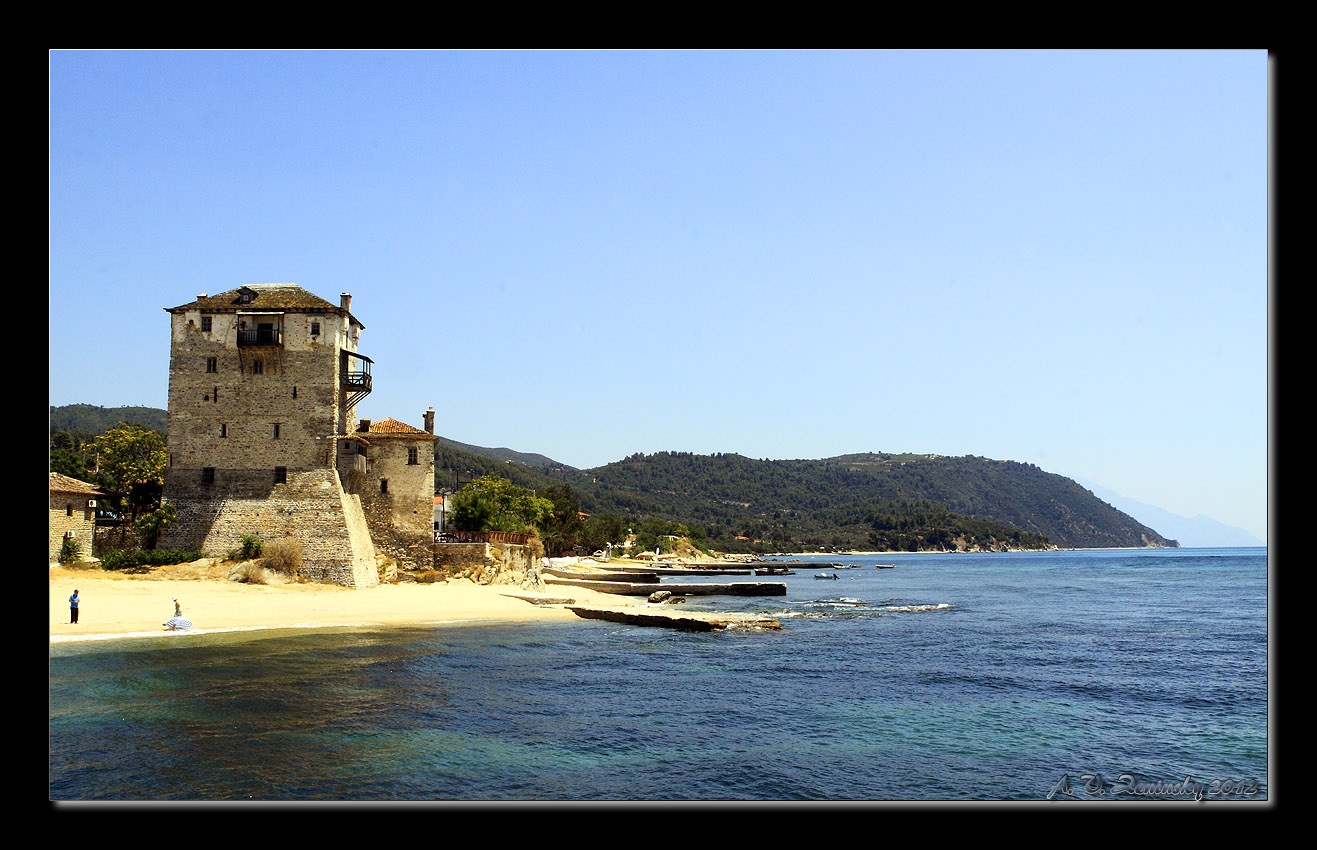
[69,589,79,625]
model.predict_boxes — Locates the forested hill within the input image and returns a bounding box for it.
[571,451,1178,552]
[50,404,167,437]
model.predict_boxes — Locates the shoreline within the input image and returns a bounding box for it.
[49,565,643,645]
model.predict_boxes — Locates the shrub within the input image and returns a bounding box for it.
[260,539,303,578]
[229,535,263,561]
[58,537,82,565]
[136,548,205,567]
[417,569,443,584]
[100,549,133,571]
[228,562,267,584]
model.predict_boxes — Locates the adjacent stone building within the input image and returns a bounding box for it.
[159,283,433,587]
[49,473,110,563]
[350,412,438,572]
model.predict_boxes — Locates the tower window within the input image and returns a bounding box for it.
[252,358,263,375]
[380,479,389,494]
[201,316,212,332]
[274,467,287,484]
[202,467,215,485]
[273,423,281,439]
[310,321,320,336]
[408,447,419,465]
[220,424,227,438]
[206,357,217,373]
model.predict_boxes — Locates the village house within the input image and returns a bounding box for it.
[49,472,110,563]
[158,283,435,587]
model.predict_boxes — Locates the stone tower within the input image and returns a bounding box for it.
[160,284,379,587]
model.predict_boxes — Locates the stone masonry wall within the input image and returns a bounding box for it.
[166,311,343,473]
[162,468,378,587]
[49,499,96,562]
[358,433,436,572]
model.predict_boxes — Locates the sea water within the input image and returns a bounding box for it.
[48,547,1269,802]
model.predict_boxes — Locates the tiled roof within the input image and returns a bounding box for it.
[166,284,346,315]
[361,418,433,436]
[49,473,109,496]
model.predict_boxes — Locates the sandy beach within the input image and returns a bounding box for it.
[49,561,640,643]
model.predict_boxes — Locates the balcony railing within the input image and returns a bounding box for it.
[237,328,282,347]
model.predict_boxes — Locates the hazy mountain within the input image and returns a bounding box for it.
[1076,478,1264,548]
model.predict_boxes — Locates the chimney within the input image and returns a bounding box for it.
[359,419,371,433]
[197,293,208,299]
[424,407,435,434]
[341,292,352,314]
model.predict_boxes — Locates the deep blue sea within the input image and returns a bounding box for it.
[49,547,1269,803]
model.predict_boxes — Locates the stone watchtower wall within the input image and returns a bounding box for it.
[160,285,378,587]
[163,468,378,587]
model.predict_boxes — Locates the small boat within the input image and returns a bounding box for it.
[755,567,797,576]
[874,564,896,569]
[814,572,839,580]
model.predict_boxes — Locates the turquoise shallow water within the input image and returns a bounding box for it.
[49,547,1269,802]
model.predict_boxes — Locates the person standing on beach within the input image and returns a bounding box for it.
[173,598,181,618]
[69,589,79,624]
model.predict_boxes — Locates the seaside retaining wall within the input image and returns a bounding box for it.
[434,542,542,590]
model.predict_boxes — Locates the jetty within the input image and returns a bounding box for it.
[566,605,782,632]
[544,576,787,597]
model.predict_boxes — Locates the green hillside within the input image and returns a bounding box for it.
[442,446,1178,553]
[50,404,167,437]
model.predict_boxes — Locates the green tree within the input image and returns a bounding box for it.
[90,423,167,521]
[537,484,585,556]
[133,504,177,549]
[450,475,553,534]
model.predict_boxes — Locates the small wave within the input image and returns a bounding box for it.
[878,603,955,613]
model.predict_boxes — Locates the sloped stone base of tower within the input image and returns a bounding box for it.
[162,468,379,588]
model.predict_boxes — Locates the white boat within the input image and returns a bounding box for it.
[814,572,839,580]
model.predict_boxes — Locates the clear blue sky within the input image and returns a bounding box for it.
[49,50,1269,543]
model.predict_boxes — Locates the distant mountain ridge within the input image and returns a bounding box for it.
[570,450,1176,551]
[439,437,575,471]
[1076,478,1264,548]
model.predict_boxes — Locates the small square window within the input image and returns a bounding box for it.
[201,316,212,332]
[274,467,287,484]
[311,322,320,336]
